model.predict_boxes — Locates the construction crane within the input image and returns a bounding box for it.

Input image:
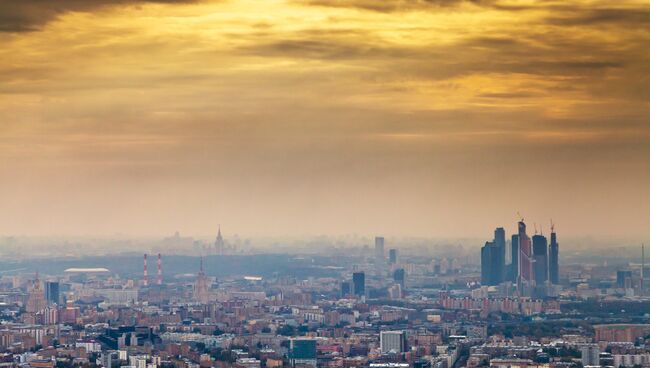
[550,219,555,233]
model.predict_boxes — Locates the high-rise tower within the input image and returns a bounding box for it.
[494,227,506,283]
[549,225,559,284]
[214,226,225,255]
[26,273,47,313]
[518,220,534,283]
[510,234,519,282]
[481,227,507,286]
[352,272,365,297]
[494,227,506,282]
[194,257,211,303]
[375,237,385,263]
[532,234,548,284]
[481,241,497,285]
[388,249,398,265]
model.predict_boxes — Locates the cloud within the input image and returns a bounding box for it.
[0,0,197,32]
[545,7,650,27]
[299,0,492,12]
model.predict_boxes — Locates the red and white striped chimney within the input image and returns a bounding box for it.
[143,253,149,287]
[157,253,162,285]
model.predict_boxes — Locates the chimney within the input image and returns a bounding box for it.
[157,253,162,285]
[143,254,149,287]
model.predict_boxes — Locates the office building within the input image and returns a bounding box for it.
[481,241,497,285]
[494,227,506,282]
[481,227,508,286]
[26,276,47,313]
[581,344,600,366]
[45,281,60,305]
[510,234,519,282]
[340,281,351,297]
[617,270,633,289]
[518,221,533,283]
[549,229,559,284]
[532,234,548,284]
[393,268,405,288]
[388,249,398,264]
[352,272,365,297]
[375,237,385,263]
[289,338,317,368]
[380,331,407,353]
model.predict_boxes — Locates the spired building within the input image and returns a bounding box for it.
[213,226,225,255]
[193,258,211,304]
[26,274,47,313]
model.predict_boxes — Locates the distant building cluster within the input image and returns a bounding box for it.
[481,220,560,298]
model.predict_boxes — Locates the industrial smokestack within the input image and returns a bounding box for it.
[157,253,162,285]
[143,253,149,287]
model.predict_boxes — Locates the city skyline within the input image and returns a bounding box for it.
[1,1,650,366]
[0,0,648,238]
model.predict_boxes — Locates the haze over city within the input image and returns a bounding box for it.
[3,2,650,368]
[1,0,648,239]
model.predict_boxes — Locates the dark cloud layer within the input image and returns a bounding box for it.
[0,0,196,32]
[301,0,491,12]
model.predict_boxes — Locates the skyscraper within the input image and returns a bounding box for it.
[352,272,365,297]
[481,227,508,286]
[393,268,405,288]
[510,234,519,282]
[481,240,504,286]
[494,227,506,282]
[341,281,351,297]
[481,241,496,285]
[388,249,398,264]
[193,258,211,304]
[26,275,47,314]
[532,234,548,284]
[518,221,533,283]
[549,228,559,284]
[214,226,225,255]
[45,281,60,305]
[375,236,385,263]
[616,270,633,289]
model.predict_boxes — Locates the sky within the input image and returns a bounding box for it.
[0,0,648,239]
